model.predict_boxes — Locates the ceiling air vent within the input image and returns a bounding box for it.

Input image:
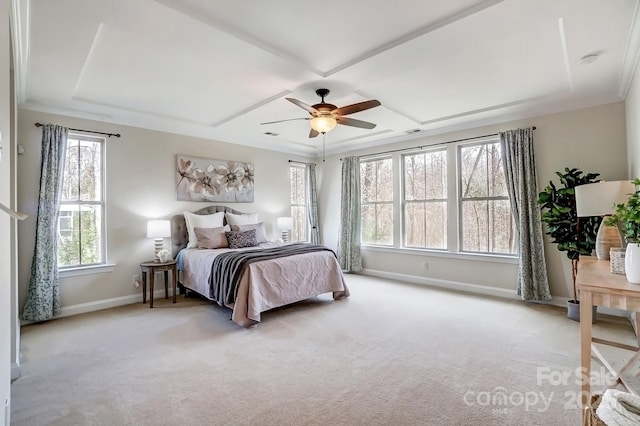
[263,132,279,136]
[405,129,422,134]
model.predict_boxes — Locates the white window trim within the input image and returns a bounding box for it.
[58,133,108,270]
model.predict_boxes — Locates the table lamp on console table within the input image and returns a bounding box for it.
[575,180,635,260]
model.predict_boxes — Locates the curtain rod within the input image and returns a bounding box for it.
[343,126,536,160]
[288,160,316,166]
[35,122,121,138]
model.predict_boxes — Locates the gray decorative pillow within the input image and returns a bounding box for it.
[231,222,268,243]
[225,229,258,249]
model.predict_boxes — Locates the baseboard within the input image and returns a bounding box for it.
[361,269,631,319]
[21,288,176,325]
[361,268,521,300]
[10,363,20,381]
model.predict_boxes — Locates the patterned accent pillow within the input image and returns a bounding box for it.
[231,222,268,243]
[194,225,230,249]
[225,229,259,249]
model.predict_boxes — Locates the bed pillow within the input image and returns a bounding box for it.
[225,229,259,249]
[194,225,231,249]
[231,222,268,243]
[225,212,259,227]
[184,211,225,249]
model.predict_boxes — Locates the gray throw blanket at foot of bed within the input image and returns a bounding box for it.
[210,243,335,306]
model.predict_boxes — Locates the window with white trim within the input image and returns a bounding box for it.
[289,164,307,242]
[360,157,393,245]
[360,137,516,257]
[403,149,447,249]
[58,134,106,268]
[458,141,516,254]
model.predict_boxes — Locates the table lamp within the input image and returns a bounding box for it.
[575,180,635,260]
[277,216,293,242]
[146,219,171,262]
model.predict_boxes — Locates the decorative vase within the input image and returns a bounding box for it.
[625,243,640,284]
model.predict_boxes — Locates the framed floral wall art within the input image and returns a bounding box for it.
[176,155,254,202]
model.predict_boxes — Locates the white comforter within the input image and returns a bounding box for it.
[178,244,349,326]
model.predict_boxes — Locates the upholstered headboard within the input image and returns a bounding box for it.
[171,205,244,258]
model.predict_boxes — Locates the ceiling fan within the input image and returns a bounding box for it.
[261,88,381,138]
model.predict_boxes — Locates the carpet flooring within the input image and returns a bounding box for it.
[10,274,638,425]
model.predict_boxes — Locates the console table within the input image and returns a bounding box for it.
[576,256,640,421]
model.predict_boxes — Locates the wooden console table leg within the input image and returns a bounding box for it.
[580,291,593,417]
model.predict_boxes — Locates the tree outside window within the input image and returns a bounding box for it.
[289,165,307,242]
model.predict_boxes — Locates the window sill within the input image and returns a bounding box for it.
[361,245,518,264]
[59,264,116,278]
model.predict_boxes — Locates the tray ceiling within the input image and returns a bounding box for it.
[11,0,640,156]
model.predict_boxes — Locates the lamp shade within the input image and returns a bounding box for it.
[146,219,171,238]
[310,116,337,133]
[575,181,635,217]
[277,216,293,230]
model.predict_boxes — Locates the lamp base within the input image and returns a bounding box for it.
[154,238,163,262]
[281,230,290,243]
[595,221,623,260]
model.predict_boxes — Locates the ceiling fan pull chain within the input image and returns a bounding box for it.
[323,133,326,163]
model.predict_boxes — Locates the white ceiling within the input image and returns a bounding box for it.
[11,0,640,156]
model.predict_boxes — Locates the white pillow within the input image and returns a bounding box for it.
[184,211,225,249]
[231,222,268,243]
[225,212,259,227]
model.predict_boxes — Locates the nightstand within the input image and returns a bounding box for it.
[140,260,177,308]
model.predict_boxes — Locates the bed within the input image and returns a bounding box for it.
[171,206,349,327]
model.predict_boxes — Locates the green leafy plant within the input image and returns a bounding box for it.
[537,167,601,302]
[604,178,640,243]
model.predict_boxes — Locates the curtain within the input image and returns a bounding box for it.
[338,156,362,272]
[500,128,551,301]
[306,163,320,244]
[22,124,69,321]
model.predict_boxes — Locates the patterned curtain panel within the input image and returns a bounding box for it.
[23,124,69,321]
[338,156,363,272]
[306,163,320,244]
[500,128,551,301]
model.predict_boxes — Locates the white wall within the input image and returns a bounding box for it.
[627,58,640,177]
[1,0,12,423]
[319,102,628,300]
[16,109,312,313]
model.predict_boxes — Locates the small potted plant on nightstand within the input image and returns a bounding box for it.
[605,178,640,283]
[538,167,601,321]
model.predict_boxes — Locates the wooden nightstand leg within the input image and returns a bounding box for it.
[149,270,155,309]
[142,270,147,304]
[164,270,169,299]
[172,267,177,304]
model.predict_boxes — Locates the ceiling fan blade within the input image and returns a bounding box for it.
[336,116,377,129]
[333,100,381,116]
[309,128,320,138]
[286,98,318,114]
[260,118,310,125]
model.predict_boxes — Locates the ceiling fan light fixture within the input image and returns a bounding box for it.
[310,116,337,134]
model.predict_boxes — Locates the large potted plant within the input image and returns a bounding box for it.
[537,167,601,321]
[605,178,640,283]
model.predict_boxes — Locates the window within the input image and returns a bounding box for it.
[459,141,515,254]
[360,157,393,245]
[403,149,447,249]
[58,135,106,268]
[289,164,307,242]
[360,137,516,258]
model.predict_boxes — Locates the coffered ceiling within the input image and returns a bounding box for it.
[10,0,640,156]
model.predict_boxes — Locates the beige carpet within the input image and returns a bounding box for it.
[10,274,638,426]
